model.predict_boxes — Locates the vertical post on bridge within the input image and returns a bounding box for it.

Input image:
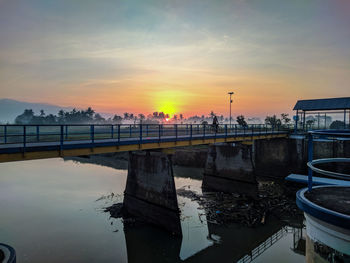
[118,125,120,143]
[90,125,95,145]
[23,125,26,150]
[139,124,142,144]
[158,124,161,142]
[129,125,132,138]
[118,124,120,143]
[146,124,149,137]
[190,124,192,140]
[203,124,206,140]
[36,125,40,142]
[225,124,227,138]
[60,125,64,152]
[4,125,7,143]
[175,124,178,141]
[308,133,313,192]
[111,125,114,139]
[65,125,68,139]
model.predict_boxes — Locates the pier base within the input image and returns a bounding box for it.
[123,151,182,236]
[202,143,257,197]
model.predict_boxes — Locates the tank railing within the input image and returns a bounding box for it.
[307,130,350,191]
[0,123,285,147]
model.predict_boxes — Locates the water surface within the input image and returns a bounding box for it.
[0,158,305,262]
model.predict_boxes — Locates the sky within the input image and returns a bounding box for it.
[0,0,350,118]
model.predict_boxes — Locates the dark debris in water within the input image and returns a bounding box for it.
[177,181,302,227]
[104,203,146,227]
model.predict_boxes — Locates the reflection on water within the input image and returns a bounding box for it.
[0,158,305,262]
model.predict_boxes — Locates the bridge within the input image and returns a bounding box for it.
[0,124,287,163]
[0,123,290,236]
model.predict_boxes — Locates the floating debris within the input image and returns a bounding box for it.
[176,180,302,227]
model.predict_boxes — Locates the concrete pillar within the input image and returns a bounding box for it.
[254,138,296,178]
[123,151,182,236]
[202,143,258,197]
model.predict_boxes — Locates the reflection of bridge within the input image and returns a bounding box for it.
[123,217,304,263]
[237,226,304,263]
[0,124,287,163]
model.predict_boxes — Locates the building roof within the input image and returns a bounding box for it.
[293,97,350,111]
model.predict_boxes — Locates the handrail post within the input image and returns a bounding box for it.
[139,124,142,144]
[129,125,132,138]
[118,125,121,143]
[60,125,64,151]
[90,125,94,144]
[175,124,178,141]
[65,125,68,139]
[36,125,40,142]
[190,124,192,140]
[4,125,7,143]
[146,124,149,137]
[225,124,227,137]
[111,125,114,139]
[203,124,206,140]
[308,133,313,191]
[235,124,237,136]
[158,124,161,142]
[23,125,26,149]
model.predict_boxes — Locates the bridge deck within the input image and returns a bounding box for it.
[0,124,287,162]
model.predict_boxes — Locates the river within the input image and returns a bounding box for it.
[0,158,305,262]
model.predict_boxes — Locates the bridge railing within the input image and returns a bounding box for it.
[0,123,286,147]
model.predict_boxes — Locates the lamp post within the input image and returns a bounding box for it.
[228,92,234,127]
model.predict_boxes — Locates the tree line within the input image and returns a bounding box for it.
[14,107,294,126]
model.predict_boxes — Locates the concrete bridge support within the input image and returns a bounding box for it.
[202,143,258,197]
[123,151,182,236]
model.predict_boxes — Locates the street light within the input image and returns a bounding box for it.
[228,92,234,127]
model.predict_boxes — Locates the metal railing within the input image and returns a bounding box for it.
[306,129,350,191]
[0,123,286,149]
